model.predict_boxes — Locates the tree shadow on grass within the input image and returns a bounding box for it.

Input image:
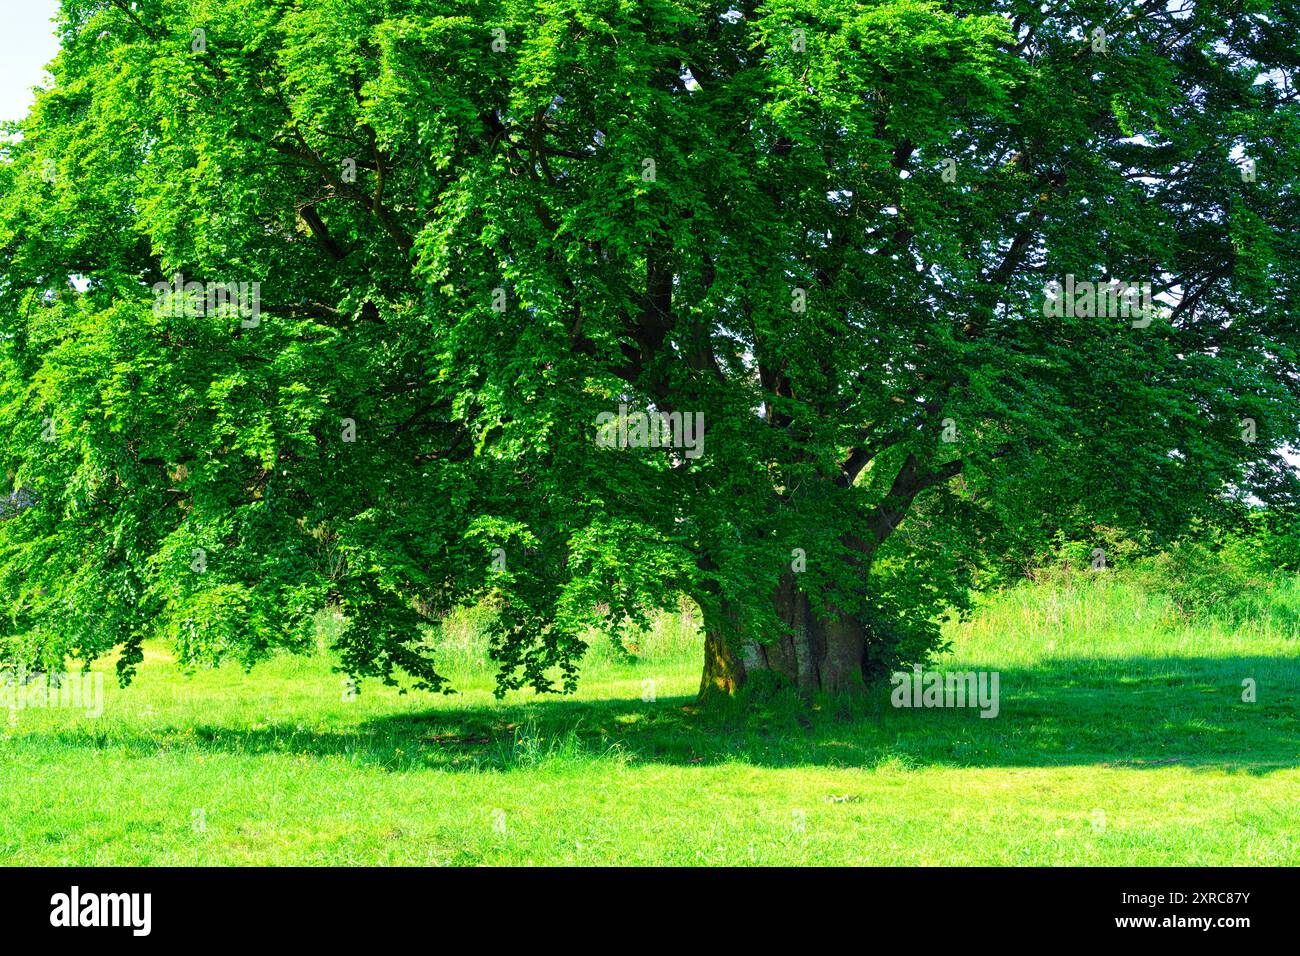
[46,654,1300,775]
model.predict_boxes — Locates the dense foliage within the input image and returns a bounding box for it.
[2,0,1297,699]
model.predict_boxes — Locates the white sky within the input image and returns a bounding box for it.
[0,0,61,124]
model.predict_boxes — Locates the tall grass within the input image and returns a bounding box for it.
[314,569,1298,687]
[943,569,1299,671]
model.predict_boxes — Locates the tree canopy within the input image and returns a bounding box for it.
[2,0,1297,700]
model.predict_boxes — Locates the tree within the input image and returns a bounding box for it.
[2,0,1297,701]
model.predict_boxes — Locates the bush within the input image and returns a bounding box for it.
[1221,511,1300,575]
[1135,541,1255,620]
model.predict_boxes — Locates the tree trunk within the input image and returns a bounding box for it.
[698,598,749,700]
[697,573,866,702]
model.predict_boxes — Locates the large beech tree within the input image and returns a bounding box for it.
[1,0,1297,700]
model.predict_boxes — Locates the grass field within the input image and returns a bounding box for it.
[2,575,1298,865]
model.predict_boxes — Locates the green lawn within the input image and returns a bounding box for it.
[2,576,1297,865]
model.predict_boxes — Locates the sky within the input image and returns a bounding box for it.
[0,0,62,124]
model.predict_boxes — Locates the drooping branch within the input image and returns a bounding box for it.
[861,453,965,550]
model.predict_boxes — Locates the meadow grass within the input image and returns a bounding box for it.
[1,575,1297,865]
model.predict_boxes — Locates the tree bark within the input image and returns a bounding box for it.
[698,598,749,700]
[697,573,866,702]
